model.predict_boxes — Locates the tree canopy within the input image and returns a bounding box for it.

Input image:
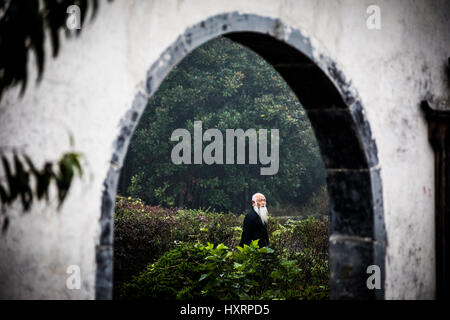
[119,36,325,213]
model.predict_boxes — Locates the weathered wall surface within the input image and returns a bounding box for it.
[0,0,448,299]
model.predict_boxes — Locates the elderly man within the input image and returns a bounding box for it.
[239,192,269,248]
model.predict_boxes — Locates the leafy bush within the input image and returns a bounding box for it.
[119,240,327,300]
[114,197,177,294]
[119,241,210,300]
[113,196,243,297]
[270,217,329,257]
[114,196,329,300]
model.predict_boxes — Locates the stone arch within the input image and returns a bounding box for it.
[96,12,387,300]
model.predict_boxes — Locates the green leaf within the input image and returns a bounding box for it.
[250,239,260,248]
[260,247,274,254]
[216,243,228,251]
[233,262,243,270]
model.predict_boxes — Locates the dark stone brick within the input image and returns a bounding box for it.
[95,245,113,300]
[370,168,386,243]
[145,75,153,95]
[373,241,386,300]
[329,239,375,300]
[111,153,119,164]
[99,217,113,246]
[326,59,357,107]
[99,168,119,246]
[326,169,378,238]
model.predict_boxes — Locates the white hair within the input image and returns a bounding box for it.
[253,205,268,224]
[251,192,265,202]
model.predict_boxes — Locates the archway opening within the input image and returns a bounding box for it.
[96,13,386,300]
[114,35,329,300]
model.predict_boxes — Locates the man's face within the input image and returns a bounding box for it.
[252,194,266,208]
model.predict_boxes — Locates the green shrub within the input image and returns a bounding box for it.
[119,240,328,300]
[270,217,329,259]
[119,241,209,300]
[113,196,243,297]
[114,196,329,300]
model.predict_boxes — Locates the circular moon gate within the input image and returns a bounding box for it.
[97,12,387,300]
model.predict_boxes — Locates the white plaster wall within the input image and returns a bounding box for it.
[0,0,448,299]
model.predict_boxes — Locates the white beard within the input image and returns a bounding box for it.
[253,205,268,225]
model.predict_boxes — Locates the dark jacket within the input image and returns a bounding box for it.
[239,207,269,248]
